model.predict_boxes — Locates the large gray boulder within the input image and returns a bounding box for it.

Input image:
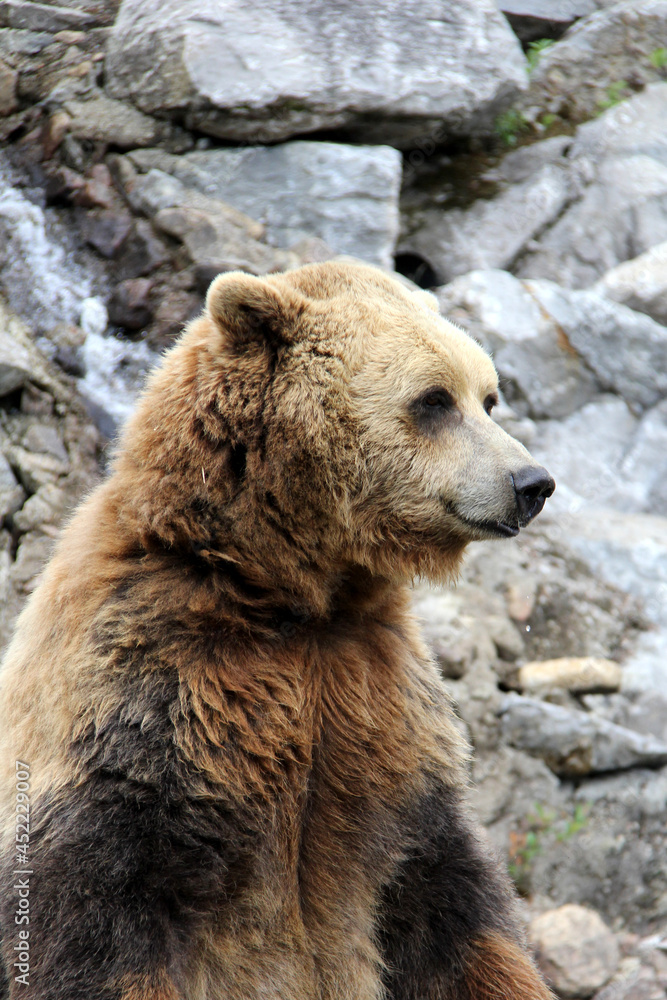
[105,0,528,147]
[595,242,667,326]
[127,143,402,269]
[402,85,667,289]
[436,268,600,419]
[516,85,667,287]
[521,0,667,124]
[524,279,667,411]
[401,143,575,286]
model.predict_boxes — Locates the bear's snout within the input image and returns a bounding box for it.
[512,465,555,526]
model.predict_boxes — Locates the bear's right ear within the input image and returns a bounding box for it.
[206,272,306,350]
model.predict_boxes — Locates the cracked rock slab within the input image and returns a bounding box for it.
[499,693,667,775]
[436,268,600,419]
[128,143,402,269]
[105,0,527,147]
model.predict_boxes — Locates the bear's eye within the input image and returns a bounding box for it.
[418,389,455,412]
[484,393,498,416]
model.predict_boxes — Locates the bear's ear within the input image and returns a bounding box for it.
[413,289,440,313]
[206,272,305,349]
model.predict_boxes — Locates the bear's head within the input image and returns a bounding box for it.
[115,261,553,615]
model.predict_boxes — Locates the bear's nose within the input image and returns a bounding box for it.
[513,465,555,525]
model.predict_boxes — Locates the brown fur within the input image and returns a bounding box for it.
[463,934,555,1000]
[0,262,552,999]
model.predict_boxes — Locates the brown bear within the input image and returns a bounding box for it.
[0,261,555,1000]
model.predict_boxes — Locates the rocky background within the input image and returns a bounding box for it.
[1,0,667,995]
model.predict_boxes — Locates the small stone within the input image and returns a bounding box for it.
[505,579,537,622]
[72,177,114,210]
[529,904,619,998]
[595,242,667,327]
[42,110,71,159]
[150,290,201,345]
[81,210,133,259]
[0,56,17,116]
[0,452,25,521]
[9,530,54,591]
[22,424,69,463]
[488,615,525,661]
[107,278,153,331]
[115,219,169,280]
[20,384,54,417]
[64,94,165,149]
[0,324,37,396]
[9,446,69,493]
[518,657,622,695]
[12,482,67,533]
[48,323,86,352]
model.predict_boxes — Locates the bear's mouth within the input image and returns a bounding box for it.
[443,501,520,539]
[459,514,520,538]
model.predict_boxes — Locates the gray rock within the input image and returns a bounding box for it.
[106,0,527,148]
[524,280,667,410]
[0,451,24,520]
[8,446,69,493]
[128,143,402,268]
[0,312,40,396]
[530,904,619,999]
[121,167,290,277]
[537,507,667,698]
[0,56,16,117]
[63,96,170,150]
[619,400,667,516]
[471,745,562,828]
[583,691,667,746]
[401,161,574,285]
[530,396,667,517]
[517,85,667,287]
[22,424,69,463]
[12,483,67,534]
[436,269,600,418]
[595,243,667,326]
[403,85,667,291]
[0,0,95,31]
[498,2,597,43]
[531,395,640,512]
[9,530,54,591]
[521,1,667,124]
[499,693,667,775]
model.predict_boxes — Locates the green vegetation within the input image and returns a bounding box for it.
[649,46,667,70]
[508,803,590,896]
[526,38,555,74]
[495,108,530,147]
[596,80,630,113]
[539,112,558,129]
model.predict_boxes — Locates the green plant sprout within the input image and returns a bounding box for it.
[597,80,630,112]
[527,38,555,74]
[649,47,667,70]
[495,109,529,147]
[508,802,590,896]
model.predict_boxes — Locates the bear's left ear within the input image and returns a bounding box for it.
[206,271,306,350]
[413,289,440,313]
